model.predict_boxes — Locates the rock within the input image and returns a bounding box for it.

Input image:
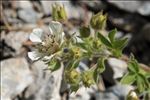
[18,1,33,9]
[95,92,119,100]
[41,1,85,19]
[1,31,29,55]
[124,24,150,65]
[106,84,134,100]
[1,58,33,100]
[109,1,150,16]
[70,84,133,100]
[70,85,97,100]
[108,58,127,79]
[18,8,42,23]
[138,2,150,16]
[25,61,63,100]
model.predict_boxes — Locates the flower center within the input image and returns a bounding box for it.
[37,34,59,55]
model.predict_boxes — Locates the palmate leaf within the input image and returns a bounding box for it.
[108,29,117,43]
[120,72,136,85]
[97,32,112,48]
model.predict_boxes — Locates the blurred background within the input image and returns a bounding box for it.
[1,0,150,100]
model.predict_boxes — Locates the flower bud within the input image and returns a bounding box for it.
[52,4,67,21]
[82,70,95,87]
[126,90,139,100]
[79,26,91,38]
[90,12,107,30]
[65,69,80,84]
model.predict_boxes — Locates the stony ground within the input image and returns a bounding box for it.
[1,1,150,100]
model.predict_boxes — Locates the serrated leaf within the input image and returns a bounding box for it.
[114,38,128,50]
[97,57,106,73]
[108,29,117,43]
[97,32,112,48]
[120,72,136,85]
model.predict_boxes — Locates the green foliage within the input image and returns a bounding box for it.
[120,72,136,85]
[97,29,128,57]
[121,55,150,93]
[48,58,61,72]
[79,26,91,38]
[31,7,149,95]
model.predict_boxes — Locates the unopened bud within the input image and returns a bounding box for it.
[82,70,95,87]
[52,4,67,21]
[90,12,107,30]
[65,69,80,84]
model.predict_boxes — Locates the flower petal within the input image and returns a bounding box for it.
[49,21,63,35]
[42,54,55,61]
[28,51,42,61]
[29,28,44,43]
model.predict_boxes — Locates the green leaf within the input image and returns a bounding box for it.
[97,57,106,73]
[108,29,117,43]
[112,49,122,58]
[137,74,146,93]
[139,69,150,78]
[114,38,128,50]
[79,26,90,38]
[128,59,139,73]
[93,68,99,83]
[48,59,61,72]
[97,32,112,48]
[120,72,136,85]
[72,60,80,69]
[76,43,87,50]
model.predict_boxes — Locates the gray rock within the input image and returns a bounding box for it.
[109,1,150,16]
[106,84,133,100]
[70,84,133,100]
[95,92,119,100]
[18,8,42,23]
[1,31,29,55]
[1,58,33,100]
[25,61,64,100]
[41,1,85,19]
[138,2,150,16]
[108,58,127,79]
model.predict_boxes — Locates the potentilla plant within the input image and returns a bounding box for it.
[28,3,150,99]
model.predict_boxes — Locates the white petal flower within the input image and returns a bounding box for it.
[28,51,42,61]
[29,28,44,43]
[28,21,65,61]
[49,21,63,35]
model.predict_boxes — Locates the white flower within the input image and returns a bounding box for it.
[28,21,64,61]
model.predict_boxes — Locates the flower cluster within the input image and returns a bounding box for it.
[28,4,150,97]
